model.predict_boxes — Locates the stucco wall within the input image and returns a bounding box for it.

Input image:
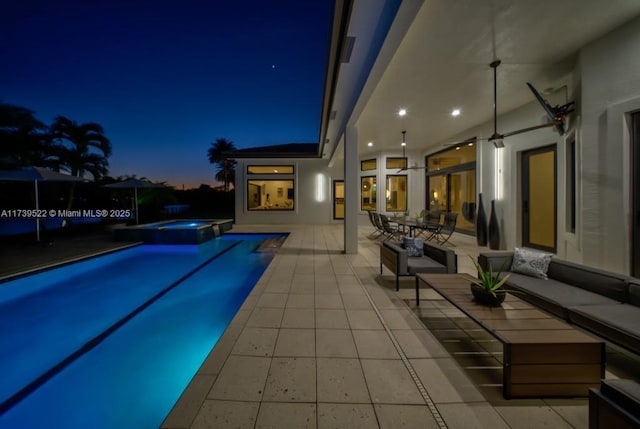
[578,14,640,273]
[234,158,344,225]
[417,15,640,274]
[429,97,570,255]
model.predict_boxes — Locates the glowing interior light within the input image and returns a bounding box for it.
[455,147,460,150]
[494,146,504,200]
[315,173,325,202]
[468,142,473,146]
[367,142,373,147]
[274,169,278,173]
[401,142,406,146]
[398,108,407,116]
[451,109,461,116]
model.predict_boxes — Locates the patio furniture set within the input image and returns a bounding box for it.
[376,225,640,419]
[367,210,458,245]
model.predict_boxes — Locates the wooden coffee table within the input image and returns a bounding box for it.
[416,273,605,398]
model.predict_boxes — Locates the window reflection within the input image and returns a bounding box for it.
[385,175,407,212]
[361,176,376,211]
[426,142,477,234]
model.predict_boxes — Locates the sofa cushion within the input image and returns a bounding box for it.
[568,304,640,355]
[402,237,424,257]
[505,272,620,319]
[600,379,640,419]
[628,280,640,307]
[546,259,628,302]
[510,247,552,279]
[407,257,446,275]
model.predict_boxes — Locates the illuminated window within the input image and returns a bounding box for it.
[361,176,377,211]
[361,159,377,171]
[427,143,475,171]
[385,175,407,212]
[247,180,294,211]
[425,141,477,234]
[247,165,294,174]
[386,157,407,170]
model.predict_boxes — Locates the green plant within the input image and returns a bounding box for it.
[469,256,510,297]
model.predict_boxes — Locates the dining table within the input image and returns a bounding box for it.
[391,217,441,238]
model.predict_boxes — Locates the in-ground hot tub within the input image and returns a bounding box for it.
[113,219,233,244]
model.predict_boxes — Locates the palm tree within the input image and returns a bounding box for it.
[0,103,53,169]
[50,115,112,179]
[50,116,112,211]
[207,137,236,192]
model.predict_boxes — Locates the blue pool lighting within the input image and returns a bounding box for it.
[0,233,284,428]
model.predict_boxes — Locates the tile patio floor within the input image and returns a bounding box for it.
[160,224,639,429]
[2,223,637,428]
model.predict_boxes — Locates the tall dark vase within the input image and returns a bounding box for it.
[489,199,500,250]
[476,193,488,246]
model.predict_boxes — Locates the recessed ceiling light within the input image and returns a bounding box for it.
[455,146,460,150]
[468,142,474,146]
[367,142,373,147]
[451,109,461,117]
[398,108,407,117]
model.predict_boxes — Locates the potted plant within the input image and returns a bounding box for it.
[469,256,510,306]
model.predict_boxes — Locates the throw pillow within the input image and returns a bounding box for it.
[401,237,424,257]
[510,247,552,279]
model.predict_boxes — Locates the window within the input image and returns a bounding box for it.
[247,180,294,210]
[427,143,476,171]
[386,157,407,170]
[247,165,294,174]
[361,176,377,211]
[361,159,377,171]
[425,142,477,234]
[385,175,407,212]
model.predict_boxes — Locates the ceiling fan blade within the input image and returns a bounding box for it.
[501,123,555,138]
[442,137,479,147]
[526,82,574,136]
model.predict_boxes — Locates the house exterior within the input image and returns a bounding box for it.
[231,0,640,276]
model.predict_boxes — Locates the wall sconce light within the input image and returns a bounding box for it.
[401,130,407,158]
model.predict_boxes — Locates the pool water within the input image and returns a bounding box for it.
[0,234,282,428]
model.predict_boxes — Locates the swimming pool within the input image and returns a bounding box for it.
[0,233,282,428]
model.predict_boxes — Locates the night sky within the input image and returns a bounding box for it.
[0,1,332,188]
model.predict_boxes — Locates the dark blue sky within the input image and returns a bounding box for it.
[0,1,332,188]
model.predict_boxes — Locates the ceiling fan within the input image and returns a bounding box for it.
[399,59,575,171]
[450,59,575,148]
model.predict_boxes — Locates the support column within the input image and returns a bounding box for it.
[344,125,358,254]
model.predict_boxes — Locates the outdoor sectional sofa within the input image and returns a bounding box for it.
[589,379,640,428]
[478,251,640,355]
[380,239,457,292]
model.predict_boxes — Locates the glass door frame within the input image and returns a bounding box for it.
[425,161,476,234]
[333,180,344,220]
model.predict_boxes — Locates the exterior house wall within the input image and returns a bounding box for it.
[419,14,640,274]
[578,14,640,274]
[234,158,344,225]
[426,97,571,255]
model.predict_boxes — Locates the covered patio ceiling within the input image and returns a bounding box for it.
[323,0,640,160]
